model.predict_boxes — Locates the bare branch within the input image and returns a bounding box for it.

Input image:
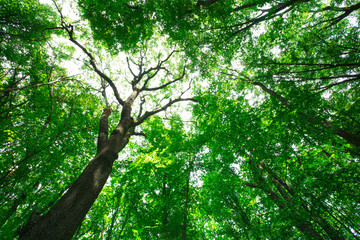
[321,2,360,27]
[232,2,257,12]
[318,76,360,91]
[229,0,307,38]
[65,25,124,106]
[100,78,110,107]
[130,50,179,90]
[159,50,178,66]
[251,81,290,106]
[143,66,186,91]
[126,57,137,78]
[131,65,156,87]
[140,66,165,90]
[132,132,146,137]
[221,70,290,105]
[163,117,195,123]
[138,96,146,119]
[224,71,360,148]
[244,182,282,200]
[52,0,65,23]
[180,78,194,98]
[135,98,198,126]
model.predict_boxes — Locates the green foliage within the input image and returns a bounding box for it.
[1,0,360,239]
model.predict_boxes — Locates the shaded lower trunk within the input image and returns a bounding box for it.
[18,112,133,240]
[18,150,116,240]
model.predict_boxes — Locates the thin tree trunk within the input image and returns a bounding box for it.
[118,206,131,237]
[260,162,345,240]
[162,174,168,239]
[0,194,26,227]
[245,162,324,240]
[106,196,121,240]
[252,81,360,148]
[335,128,360,148]
[182,176,190,240]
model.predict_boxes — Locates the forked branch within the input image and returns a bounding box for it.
[63,25,124,106]
[135,98,198,126]
[142,66,186,91]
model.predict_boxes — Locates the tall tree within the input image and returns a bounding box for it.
[17,33,195,239]
[193,76,360,239]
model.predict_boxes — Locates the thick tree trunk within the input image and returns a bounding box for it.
[18,105,134,240]
[97,107,111,155]
[18,152,116,240]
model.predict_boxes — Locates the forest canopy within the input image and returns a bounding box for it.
[1,0,360,239]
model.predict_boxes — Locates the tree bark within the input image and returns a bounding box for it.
[16,29,192,238]
[335,128,360,148]
[18,100,134,240]
[97,107,111,155]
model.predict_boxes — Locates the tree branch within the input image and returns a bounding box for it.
[140,66,165,90]
[134,98,198,126]
[317,75,360,91]
[126,57,137,78]
[129,50,178,90]
[0,77,72,93]
[321,2,360,27]
[244,182,282,200]
[142,66,186,91]
[223,70,360,148]
[132,132,146,137]
[138,95,146,119]
[229,0,308,38]
[64,25,124,106]
[232,3,258,12]
[251,81,290,106]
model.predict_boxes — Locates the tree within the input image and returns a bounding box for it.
[2,1,195,238]
[17,35,195,240]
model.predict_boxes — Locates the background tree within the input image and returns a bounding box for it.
[192,76,360,239]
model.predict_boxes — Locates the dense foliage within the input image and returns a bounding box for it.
[1,0,359,239]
